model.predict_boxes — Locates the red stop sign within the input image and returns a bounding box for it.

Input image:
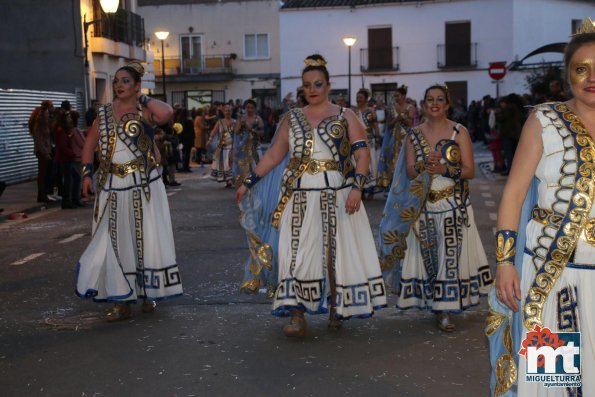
[488,62,507,80]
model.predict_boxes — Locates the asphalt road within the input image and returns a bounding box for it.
[0,151,505,397]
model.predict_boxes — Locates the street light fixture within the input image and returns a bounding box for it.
[343,36,356,106]
[155,31,170,103]
[83,0,119,107]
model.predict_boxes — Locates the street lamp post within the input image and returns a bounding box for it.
[155,31,170,103]
[343,37,357,106]
[83,0,119,108]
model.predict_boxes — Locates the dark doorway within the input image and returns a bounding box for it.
[368,27,393,71]
[445,22,471,67]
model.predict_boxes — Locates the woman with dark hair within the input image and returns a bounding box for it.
[232,99,264,186]
[353,88,379,198]
[236,54,386,337]
[377,84,416,190]
[76,62,183,321]
[488,18,595,396]
[380,84,492,332]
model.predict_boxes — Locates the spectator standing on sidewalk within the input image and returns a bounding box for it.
[497,94,523,176]
[175,107,195,172]
[85,99,100,128]
[193,107,206,166]
[28,100,55,203]
[70,111,86,206]
[54,109,79,209]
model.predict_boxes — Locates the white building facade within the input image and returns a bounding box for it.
[82,0,147,106]
[279,0,594,106]
[138,0,281,108]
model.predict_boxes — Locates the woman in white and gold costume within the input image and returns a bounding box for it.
[379,84,492,333]
[353,88,379,197]
[232,99,264,187]
[488,19,595,397]
[208,103,236,187]
[236,54,387,337]
[76,63,183,322]
[377,85,416,190]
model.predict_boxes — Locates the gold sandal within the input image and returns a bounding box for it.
[142,301,157,313]
[106,304,132,322]
[282,311,306,337]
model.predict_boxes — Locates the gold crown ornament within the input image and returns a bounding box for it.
[126,61,145,76]
[575,17,595,35]
[304,58,327,67]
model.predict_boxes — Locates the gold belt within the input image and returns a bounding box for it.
[427,186,454,203]
[109,157,144,178]
[531,206,595,246]
[288,158,341,175]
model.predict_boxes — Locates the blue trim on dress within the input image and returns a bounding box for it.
[524,246,595,269]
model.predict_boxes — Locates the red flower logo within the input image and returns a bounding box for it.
[518,325,565,367]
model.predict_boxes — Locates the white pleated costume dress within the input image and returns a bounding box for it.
[272,108,387,319]
[513,103,594,396]
[396,128,492,312]
[76,104,183,302]
[210,121,234,183]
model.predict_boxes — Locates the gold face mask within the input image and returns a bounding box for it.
[569,55,595,85]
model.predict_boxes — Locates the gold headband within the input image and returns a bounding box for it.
[126,62,145,76]
[575,17,595,35]
[304,58,327,67]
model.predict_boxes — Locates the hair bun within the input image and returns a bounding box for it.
[304,55,327,67]
[126,62,145,77]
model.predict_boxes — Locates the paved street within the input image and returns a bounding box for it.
[0,145,506,397]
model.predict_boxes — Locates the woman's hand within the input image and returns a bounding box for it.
[236,184,248,203]
[345,189,362,214]
[82,177,94,199]
[495,265,521,312]
[424,150,444,175]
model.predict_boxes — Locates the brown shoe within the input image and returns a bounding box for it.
[142,300,157,313]
[282,311,306,337]
[106,304,132,322]
[328,307,342,330]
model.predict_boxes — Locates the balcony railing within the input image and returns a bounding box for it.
[360,47,400,72]
[437,43,478,69]
[154,55,235,76]
[93,8,145,48]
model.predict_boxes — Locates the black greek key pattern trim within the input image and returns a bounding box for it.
[136,264,182,290]
[557,285,579,332]
[336,276,386,308]
[290,191,308,274]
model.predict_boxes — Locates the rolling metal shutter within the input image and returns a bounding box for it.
[0,89,81,185]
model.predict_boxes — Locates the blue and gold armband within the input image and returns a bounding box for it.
[82,163,93,180]
[242,171,262,189]
[495,229,517,267]
[351,140,368,153]
[139,94,152,107]
[352,173,367,192]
